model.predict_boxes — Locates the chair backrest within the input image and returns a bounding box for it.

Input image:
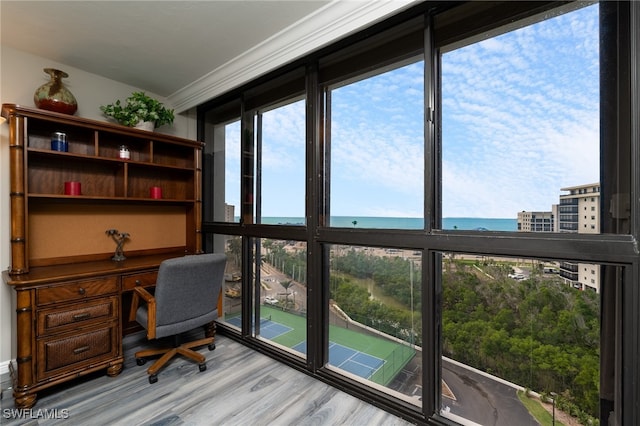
[153,253,227,328]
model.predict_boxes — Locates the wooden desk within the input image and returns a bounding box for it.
[1,104,204,409]
[2,252,186,409]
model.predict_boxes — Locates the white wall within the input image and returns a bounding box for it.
[0,45,197,372]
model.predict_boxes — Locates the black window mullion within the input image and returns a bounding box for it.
[425,12,437,233]
[630,0,640,241]
[621,3,640,425]
[323,87,331,228]
[255,112,263,224]
[305,62,323,372]
[424,10,440,420]
[240,104,255,337]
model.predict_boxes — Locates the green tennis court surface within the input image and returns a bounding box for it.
[224,306,416,386]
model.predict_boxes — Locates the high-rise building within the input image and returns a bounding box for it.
[517,210,555,232]
[225,203,235,223]
[559,183,600,234]
[518,183,600,292]
[559,183,600,292]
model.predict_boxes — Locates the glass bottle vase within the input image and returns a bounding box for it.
[34,68,78,115]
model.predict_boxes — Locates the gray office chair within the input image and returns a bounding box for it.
[129,253,226,383]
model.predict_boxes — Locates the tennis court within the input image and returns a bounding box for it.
[293,341,385,379]
[223,306,415,385]
[225,316,292,339]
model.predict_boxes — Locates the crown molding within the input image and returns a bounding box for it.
[169,0,418,113]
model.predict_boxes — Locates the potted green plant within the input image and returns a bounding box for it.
[100,91,174,130]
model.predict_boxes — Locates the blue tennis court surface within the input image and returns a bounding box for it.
[293,341,385,379]
[225,316,292,339]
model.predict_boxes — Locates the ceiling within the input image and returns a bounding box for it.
[1,1,416,112]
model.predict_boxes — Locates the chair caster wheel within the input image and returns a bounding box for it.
[149,374,158,384]
[199,363,207,372]
[208,343,216,351]
[136,358,146,366]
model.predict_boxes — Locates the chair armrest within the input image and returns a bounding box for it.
[129,286,157,339]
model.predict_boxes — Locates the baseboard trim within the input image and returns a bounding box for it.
[0,359,11,376]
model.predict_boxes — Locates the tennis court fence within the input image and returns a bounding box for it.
[371,342,417,386]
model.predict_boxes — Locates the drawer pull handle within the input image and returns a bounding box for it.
[135,280,141,286]
[73,346,90,355]
[78,287,86,295]
[72,313,91,321]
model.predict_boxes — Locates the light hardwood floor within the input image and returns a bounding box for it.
[1,331,415,425]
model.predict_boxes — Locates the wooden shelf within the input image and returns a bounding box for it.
[27,194,196,204]
[2,103,204,273]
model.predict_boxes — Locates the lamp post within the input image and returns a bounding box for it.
[550,392,557,425]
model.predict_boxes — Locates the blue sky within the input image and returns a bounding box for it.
[226,3,599,220]
[441,3,599,218]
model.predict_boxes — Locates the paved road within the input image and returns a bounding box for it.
[442,359,539,426]
[260,263,307,312]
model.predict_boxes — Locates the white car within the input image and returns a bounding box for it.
[264,296,279,305]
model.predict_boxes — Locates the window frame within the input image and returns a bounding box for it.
[199,2,640,424]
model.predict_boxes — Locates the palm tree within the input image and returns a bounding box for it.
[280,280,293,306]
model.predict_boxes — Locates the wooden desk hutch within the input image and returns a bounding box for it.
[1,104,204,408]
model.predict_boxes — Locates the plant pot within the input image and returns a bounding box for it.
[134,121,155,131]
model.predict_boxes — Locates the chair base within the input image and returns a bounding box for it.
[135,337,215,383]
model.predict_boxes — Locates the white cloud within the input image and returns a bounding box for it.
[329,62,425,217]
[441,4,599,217]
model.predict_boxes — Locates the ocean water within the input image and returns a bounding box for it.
[442,217,517,232]
[254,216,517,231]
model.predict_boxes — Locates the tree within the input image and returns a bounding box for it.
[280,279,294,306]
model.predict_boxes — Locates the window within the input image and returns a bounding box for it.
[328,61,424,228]
[254,99,306,224]
[254,238,307,357]
[240,69,307,226]
[328,244,422,404]
[441,0,599,232]
[202,100,241,224]
[442,253,603,425]
[200,2,639,424]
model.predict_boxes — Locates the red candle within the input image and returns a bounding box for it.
[64,181,81,195]
[150,186,162,199]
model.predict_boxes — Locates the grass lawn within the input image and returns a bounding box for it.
[517,390,565,426]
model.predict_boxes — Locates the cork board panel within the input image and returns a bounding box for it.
[28,203,186,261]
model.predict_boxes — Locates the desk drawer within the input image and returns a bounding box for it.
[122,271,157,291]
[36,277,118,306]
[37,324,118,381]
[37,296,118,335]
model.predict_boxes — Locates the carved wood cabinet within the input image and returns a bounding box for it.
[1,104,204,408]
